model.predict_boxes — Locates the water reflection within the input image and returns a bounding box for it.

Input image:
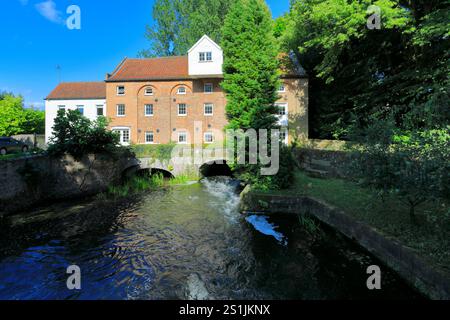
[0,178,421,300]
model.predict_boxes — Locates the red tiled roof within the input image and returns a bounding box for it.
[46,82,106,100]
[107,56,189,81]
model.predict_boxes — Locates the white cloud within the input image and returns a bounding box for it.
[35,0,64,24]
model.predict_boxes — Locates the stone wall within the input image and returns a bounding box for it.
[12,134,46,149]
[240,187,450,300]
[0,153,133,216]
[293,148,353,179]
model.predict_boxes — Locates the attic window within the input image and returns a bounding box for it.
[199,52,212,62]
[145,87,153,96]
[177,86,187,95]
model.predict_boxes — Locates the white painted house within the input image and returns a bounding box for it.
[45,82,106,142]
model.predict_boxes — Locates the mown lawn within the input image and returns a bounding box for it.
[270,170,450,271]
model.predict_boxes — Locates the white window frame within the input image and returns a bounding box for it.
[58,105,66,111]
[177,86,187,95]
[278,83,286,93]
[96,105,104,117]
[144,104,154,117]
[178,103,187,116]
[76,105,84,115]
[144,87,154,96]
[145,131,154,144]
[204,103,214,116]
[112,127,131,145]
[117,85,125,96]
[117,104,126,117]
[204,132,214,144]
[178,131,188,144]
[204,83,213,94]
[280,128,289,145]
[276,103,288,116]
[199,52,213,62]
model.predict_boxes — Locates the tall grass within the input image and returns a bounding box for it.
[99,171,198,200]
[101,173,165,199]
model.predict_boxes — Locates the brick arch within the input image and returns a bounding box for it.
[136,84,158,96]
[169,83,193,96]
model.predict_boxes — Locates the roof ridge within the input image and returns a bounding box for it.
[127,55,187,61]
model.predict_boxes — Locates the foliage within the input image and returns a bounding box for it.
[47,110,128,160]
[0,93,45,136]
[235,144,297,191]
[220,0,294,189]
[132,143,177,161]
[349,119,450,222]
[221,0,280,131]
[282,0,450,138]
[104,174,166,200]
[140,0,236,57]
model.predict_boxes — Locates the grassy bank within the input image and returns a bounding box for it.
[268,170,450,270]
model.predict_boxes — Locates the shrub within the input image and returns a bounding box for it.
[236,143,296,191]
[48,110,130,160]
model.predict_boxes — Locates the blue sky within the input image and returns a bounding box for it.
[0,0,289,109]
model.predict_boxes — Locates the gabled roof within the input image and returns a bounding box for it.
[106,56,189,82]
[187,35,222,53]
[279,52,308,78]
[46,82,106,100]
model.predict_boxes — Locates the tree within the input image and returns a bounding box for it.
[140,0,236,57]
[221,0,280,131]
[221,0,295,190]
[47,110,123,160]
[0,93,45,136]
[282,0,449,138]
[349,118,450,223]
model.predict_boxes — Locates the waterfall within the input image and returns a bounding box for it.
[201,177,242,223]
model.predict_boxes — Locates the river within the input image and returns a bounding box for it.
[0,177,421,300]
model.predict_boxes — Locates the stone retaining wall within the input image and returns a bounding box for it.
[240,187,450,300]
[0,153,133,216]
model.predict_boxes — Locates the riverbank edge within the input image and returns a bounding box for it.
[239,186,450,300]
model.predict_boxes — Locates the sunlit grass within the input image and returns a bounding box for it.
[265,170,450,269]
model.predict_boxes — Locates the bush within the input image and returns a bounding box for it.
[236,144,296,191]
[349,120,450,222]
[47,109,130,160]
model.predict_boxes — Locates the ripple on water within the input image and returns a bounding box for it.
[0,178,422,300]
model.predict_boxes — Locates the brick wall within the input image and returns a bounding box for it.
[106,77,309,145]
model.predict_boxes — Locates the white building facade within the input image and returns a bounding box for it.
[45,82,106,142]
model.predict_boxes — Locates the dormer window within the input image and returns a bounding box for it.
[117,86,125,95]
[199,52,212,62]
[144,87,153,96]
[177,87,187,95]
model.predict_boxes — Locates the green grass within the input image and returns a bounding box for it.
[0,149,45,161]
[100,174,166,200]
[99,171,199,200]
[268,170,450,270]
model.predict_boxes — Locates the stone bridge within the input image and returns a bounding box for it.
[123,148,232,178]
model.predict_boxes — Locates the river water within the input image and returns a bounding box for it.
[0,178,421,300]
